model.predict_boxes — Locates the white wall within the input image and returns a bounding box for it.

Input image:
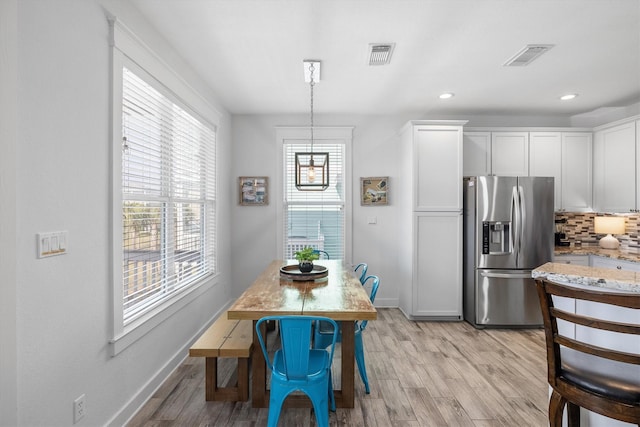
[231,113,410,307]
[0,0,18,425]
[10,1,233,426]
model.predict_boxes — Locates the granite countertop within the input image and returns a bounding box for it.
[554,245,640,263]
[533,262,640,293]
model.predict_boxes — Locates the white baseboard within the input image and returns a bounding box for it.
[372,297,398,308]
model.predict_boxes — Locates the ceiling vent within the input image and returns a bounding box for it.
[503,44,554,67]
[368,43,395,66]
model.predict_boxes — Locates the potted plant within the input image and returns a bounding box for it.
[294,246,319,273]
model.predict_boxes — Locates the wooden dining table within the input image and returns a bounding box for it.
[227,259,377,409]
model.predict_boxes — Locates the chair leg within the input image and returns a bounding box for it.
[567,402,581,427]
[267,385,287,427]
[354,333,370,394]
[549,390,567,427]
[310,379,330,427]
[328,369,336,412]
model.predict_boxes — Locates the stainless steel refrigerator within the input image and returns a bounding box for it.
[463,176,554,328]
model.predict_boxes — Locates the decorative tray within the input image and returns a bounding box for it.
[280,264,328,281]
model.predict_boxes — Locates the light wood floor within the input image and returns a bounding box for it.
[127,308,549,426]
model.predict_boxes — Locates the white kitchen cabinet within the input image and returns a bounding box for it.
[553,254,589,266]
[589,255,640,272]
[463,131,491,176]
[593,120,636,212]
[413,212,463,317]
[530,132,562,209]
[398,120,465,320]
[529,132,592,212]
[562,132,593,212]
[491,132,529,176]
[413,125,463,211]
[637,118,640,210]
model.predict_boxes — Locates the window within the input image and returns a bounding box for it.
[110,19,219,352]
[121,67,216,324]
[277,127,352,261]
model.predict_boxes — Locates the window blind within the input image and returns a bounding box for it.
[283,141,345,260]
[121,67,216,323]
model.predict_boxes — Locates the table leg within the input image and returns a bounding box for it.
[340,321,355,408]
[251,319,268,408]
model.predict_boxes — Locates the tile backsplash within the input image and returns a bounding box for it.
[555,212,640,250]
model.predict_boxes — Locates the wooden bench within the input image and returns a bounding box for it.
[189,313,253,401]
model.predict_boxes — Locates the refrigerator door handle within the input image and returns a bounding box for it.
[518,184,525,259]
[479,271,532,279]
[511,186,521,257]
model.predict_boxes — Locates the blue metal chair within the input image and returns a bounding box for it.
[256,315,339,427]
[312,249,330,259]
[313,275,380,394]
[354,263,368,284]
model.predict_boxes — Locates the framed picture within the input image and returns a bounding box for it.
[239,176,269,206]
[360,177,388,206]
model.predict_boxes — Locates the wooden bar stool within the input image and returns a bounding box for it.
[535,278,640,426]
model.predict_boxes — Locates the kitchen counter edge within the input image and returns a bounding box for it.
[554,246,640,263]
[533,262,640,293]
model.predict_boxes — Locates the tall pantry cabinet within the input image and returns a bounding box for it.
[398,120,466,320]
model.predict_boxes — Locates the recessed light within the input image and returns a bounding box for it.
[560,94,578,101]
[439,93,454,99]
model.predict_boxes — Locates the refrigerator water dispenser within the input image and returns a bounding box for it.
[482,221,512,254]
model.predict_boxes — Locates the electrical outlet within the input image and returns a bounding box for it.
[74,394,85,424]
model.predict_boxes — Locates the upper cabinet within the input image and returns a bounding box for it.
[463,130,529,176]
[412,123,464,211]
[529,132,562,209]
[561,132,592,212]
[463,128,593,212]
[593,119,637,212]
[463,132,491,176]
[529,132,592,212]
[491,132,529,176]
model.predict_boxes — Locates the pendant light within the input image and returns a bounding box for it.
[295,60,329,191]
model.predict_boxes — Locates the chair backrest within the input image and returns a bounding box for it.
[256,315,339,380]
[535,278,640,423]
[359,275,380,331]
[354,263,368,284]
[313,250,330,260]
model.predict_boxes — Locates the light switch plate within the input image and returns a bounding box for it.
[37,231,68,258]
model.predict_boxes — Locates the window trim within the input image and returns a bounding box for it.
[109,18,220,355]
[275,126,353,263]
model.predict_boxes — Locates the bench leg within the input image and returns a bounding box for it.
[237,357,249,401]
[205,357,218,401]
[205,356,250,402]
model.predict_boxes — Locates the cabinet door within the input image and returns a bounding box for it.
[491,132,529,176]
[463,132,491,176]
[593,121,636,212]
[414,212,462,318]
[530,132,561,211]
[553,254,589,266]
[414,126,463,211]
[562,133,593,212]
[590,256,640,272]
[637,119,640,210]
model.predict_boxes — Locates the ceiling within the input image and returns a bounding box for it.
[130,0,640,118]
